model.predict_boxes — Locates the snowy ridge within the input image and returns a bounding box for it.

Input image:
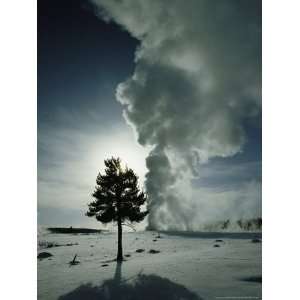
[202,218,262,232]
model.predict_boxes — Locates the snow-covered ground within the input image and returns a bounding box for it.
[38,230,261,300]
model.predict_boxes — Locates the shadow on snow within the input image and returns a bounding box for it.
[58,261,202,300]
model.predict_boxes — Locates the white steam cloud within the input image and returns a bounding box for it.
[91,0,261,230]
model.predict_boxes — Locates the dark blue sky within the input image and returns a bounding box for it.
[38,0,144,227]
[38,0,138,128]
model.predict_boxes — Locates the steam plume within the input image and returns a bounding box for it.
[91,0,261,230]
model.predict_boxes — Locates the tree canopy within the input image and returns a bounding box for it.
[86,157,149,225]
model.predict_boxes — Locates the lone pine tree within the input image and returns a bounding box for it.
[86,157,149,261]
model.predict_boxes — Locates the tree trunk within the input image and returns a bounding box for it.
[116,194,123,262]
[117,217,123,261]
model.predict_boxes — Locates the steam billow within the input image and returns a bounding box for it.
[92,0,262,230]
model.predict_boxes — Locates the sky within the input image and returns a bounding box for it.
[38,0,261,230]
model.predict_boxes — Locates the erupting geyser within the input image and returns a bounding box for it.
[92,0,262,230]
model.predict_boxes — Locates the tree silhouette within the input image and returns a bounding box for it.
[86,157,149,261]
